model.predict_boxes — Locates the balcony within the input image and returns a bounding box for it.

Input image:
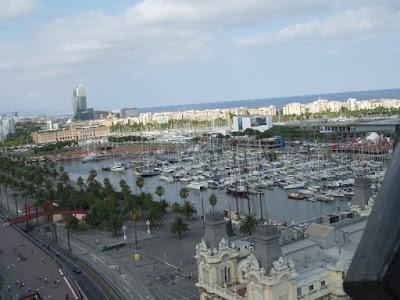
[200,282,247,300]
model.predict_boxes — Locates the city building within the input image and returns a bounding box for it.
[93,110,111,120]
[293,117,400,138]
[0,114,17,141]
[306,99,329,114]
[72,84,94,121]
[121,108,139,118]
[232,115,273,132]
[196,185,373,300]
[248,105,277,117]
[282,98,400,116]
[31,125,109,144]
[283,103,305,116]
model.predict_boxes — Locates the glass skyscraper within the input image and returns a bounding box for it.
[72,84,92,120]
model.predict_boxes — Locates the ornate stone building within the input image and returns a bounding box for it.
[196,210,368,300]
[31,125,110,144]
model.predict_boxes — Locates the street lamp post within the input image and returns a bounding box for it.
[145,219,150,235]
[122,224,127,241]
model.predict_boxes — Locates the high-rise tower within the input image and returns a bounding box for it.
[72,84,92,120]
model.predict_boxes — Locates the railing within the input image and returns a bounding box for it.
[344,143,400,299]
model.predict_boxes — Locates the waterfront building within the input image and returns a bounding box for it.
[282,98,400,116]
[344,99,357,111]
[248,106,277,116]
[283,103,305,116]
[306,99,329,114]
[31,124,109,144]
[72,84,94,121]
[326,101,343,113]
[232,115,272,132]
[196,184,375,300]
[295,117,400,138]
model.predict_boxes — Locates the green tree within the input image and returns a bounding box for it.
[135,176,144,192]
[129,208,141,249]
[145,203,163,228]
[171,217,189,240]
[12,192,19,216]
[155,185,165,202]
[65,215,79,251]
[77,176,85,191]
[179,187,190,203]
[107,214,122,237]
[208,194,217,214]
[119,179,132,211]
[239,214,258,236]
[171,202,183,216]
[182,201,197,220]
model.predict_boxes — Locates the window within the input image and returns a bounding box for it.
[297,287,302,296]
[238,117,243,130]
[309,284,314,291]
[321,280,326,287]
[251,117,267,127]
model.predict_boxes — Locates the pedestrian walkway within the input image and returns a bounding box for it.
[0,222,76,300]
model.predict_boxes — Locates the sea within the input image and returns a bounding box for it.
[140,88,400,113]
[11,87,400,117]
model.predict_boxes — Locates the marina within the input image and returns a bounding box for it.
[57,137,389,224]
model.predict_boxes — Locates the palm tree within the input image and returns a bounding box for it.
[76,176,85,192]
[65,216,79,252]
[119,179,132,211]
[0,174,4,209]
[87,169,98,186]
[129,208,141,249]
[12,192,19,216]
[239,214,258,236]
[183,201,197,220]
[208,194,217,214]
[135,176,144,193]
[43,200,57,242]
[108,214,122,237]
[171,202,183,216]
[155,185,165,202]
[179,187,190,204]
[4,177,10,212]
[60,171,70,187]
[145,203,163,228]
[171,217,189,240]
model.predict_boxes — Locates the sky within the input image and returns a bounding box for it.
[0,0,399,114]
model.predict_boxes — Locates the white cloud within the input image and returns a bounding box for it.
[236,6,400,45]
[0,0,343,80]
[1,0,399,84]
[0,0,37,19]
[124,0,328,27]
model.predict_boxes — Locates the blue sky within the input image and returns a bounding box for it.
[0,0,399,114]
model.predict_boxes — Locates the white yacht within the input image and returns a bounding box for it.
[110,163,126,173]
[186,181,208,190]
[81,153,97,163]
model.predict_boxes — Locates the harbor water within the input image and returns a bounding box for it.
[59,157,350,223]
